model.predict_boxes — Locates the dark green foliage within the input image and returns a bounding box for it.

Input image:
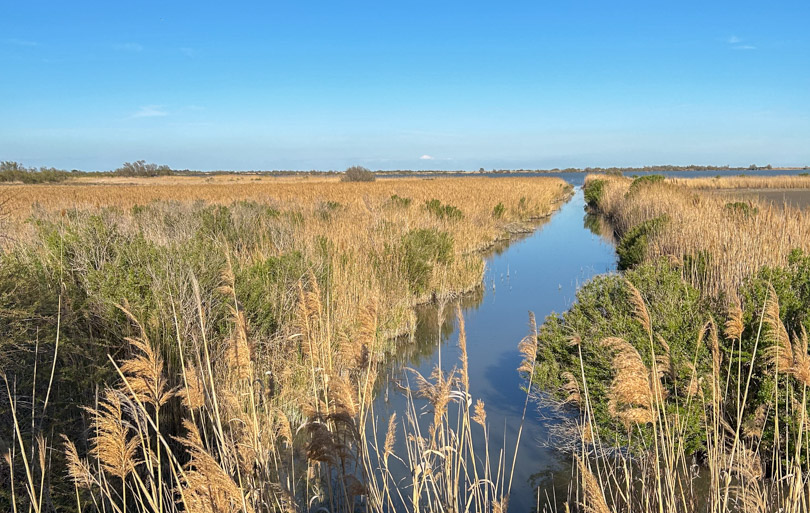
[583,179,605,208]
[616,215,669,270]
[389,194,412,208]
[0,161,72,183]
[237,252,309,335]
[627,174,665,195]
[492,202,506,218]
[725,201,759,217]
[400,228,454,294]
[341,165,376,182]
[425,199,463,220]
[535,260,718,454]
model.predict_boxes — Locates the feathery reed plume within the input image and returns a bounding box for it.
[517,334,538,374]
[626,280,651,336]
[456,304,469,392]
[560,372,581,406]
[383,412,397,466]
[85,389,139,479]
[61,436,93,490]
[601,337,653,427]
[576,456,612,513]
[725,294,744,340]
[226,306,252,381]
[328,374,357,418]
[117,305,175,407]
[472,399,487,428]
[412,367,457,429]
[176,419,252,513]
[763,284,794,375]
[182,364,206,410]
[791,327,810,387]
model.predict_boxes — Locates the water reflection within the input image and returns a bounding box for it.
[371,189,618,512]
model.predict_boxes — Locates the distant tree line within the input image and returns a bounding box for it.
[114,160,173,177]
[0,161,73,184]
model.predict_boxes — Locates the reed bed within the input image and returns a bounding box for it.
[585,174,810,296]
[0,176,568,512]
[547,279,810,513]
[671,174,810,190]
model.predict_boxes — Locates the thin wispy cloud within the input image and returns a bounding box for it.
[726,35,756,50]
[6,38,38,47]
[114,42,143,52]
[419,154,435,160]
[132,105,167,118]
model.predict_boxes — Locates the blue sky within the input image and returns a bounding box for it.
[1,1,809,171]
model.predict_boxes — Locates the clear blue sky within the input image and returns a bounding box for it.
[2,1,809,171]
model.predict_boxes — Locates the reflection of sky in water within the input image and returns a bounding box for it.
[371,169,809,511]
[372,188,617,511]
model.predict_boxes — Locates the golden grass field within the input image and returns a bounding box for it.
[671,174,810,189]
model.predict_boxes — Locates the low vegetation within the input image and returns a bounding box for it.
[672,174,810,189]
[0,176,570,512]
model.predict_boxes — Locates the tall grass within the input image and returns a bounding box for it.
[0,176,569,511]
[553,281,810,513]
[672,175,810,190]
[584,174,810,296]
[4,280,537,512]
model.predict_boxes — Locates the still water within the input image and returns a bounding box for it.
[372,188,616,511]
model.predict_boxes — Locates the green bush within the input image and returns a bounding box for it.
[534,260,716,454]
[724,201,759,217]
[425,199,463,220]
[400,228,454,294]
[389,194,412,208]
[616,214,669,270]
[492,202,505,218]
[583,179,605,208]
[627,174,665,195]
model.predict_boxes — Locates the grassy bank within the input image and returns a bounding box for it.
[0,176,570,512]
[536,175,810,512]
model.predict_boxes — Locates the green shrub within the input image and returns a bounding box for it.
[492,202,505,218]
[616,214,669,270]
[389,194,412,208]
[725,201,759,217]
[627,174,665,195]
[534,260,715,455]
[425,199,463,220]
[583,179,605,208]
[400,228,454,294]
